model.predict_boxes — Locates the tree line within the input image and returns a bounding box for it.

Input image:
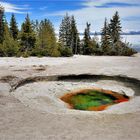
[0,5,137,57]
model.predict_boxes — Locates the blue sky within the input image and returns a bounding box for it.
[0,0,140,33]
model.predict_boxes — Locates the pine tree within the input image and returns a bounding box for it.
[36,19,58,56]
[94,32,99,43]
[92,32,101,55]
[83,22,91,55]
[0,5,5,44]
[0,21,19,56]
[109,11,122,44]
[101,18,112,55]
[32,20,39,36]
[59,13,72,48]
[10,14,18,40]
[70,15,80,54]
[20,14,36,53]
[106,11,136,56]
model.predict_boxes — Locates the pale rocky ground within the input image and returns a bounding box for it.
[0,54,140,140]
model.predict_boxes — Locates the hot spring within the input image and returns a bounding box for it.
[60,88,129,111]
[11,74,140,114]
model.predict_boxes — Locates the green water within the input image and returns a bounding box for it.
[70,90,117,110]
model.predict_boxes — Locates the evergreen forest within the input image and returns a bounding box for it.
[0,5,137,57]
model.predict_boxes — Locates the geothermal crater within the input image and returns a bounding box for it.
[11,74,140,114]
[60,88,129,111]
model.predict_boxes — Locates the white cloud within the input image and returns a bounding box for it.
[82,0,140,7]
[0,2,29,14]
[39,6,47,11]
[46,0,140,32]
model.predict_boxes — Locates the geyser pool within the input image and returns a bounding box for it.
[60,88,129,111]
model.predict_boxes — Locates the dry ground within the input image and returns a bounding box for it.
[0,54,140,140]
